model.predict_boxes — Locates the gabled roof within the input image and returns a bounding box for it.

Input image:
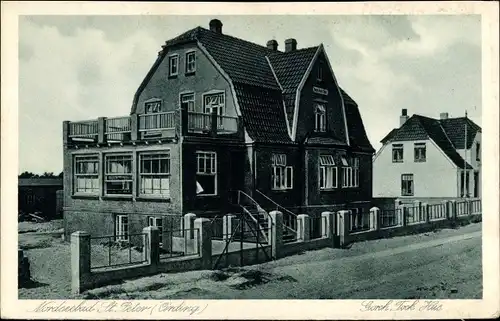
[131,24,373,148]
[381,114,477,169]
[267,46,319,130]
[440,117,481,149]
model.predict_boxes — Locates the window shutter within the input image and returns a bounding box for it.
[286,166,293,189]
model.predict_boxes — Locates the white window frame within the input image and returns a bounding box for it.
[144,99,162,114]
[271,153,293,190]
[73,155,99,195]
[185,51,196,74]
[315,104,326,132]
[203,91,225,115]
[401,174,414,196]
[392,144,404,163]
[196,151,217,196]
[104,154,133,196]
[414,142,426,162]
[319,155,337,190]
[180,92,195,112]
[341,156,359,188]
[115,215,129,241]
[138,151,171,199]
[168,54,179,76]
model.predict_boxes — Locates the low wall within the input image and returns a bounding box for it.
[281,237,332,257]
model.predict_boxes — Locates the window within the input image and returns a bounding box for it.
[414,143,426,162]
[180,93,195,112]
[168,55,179,76]
[105,154,133,195]
[392,144,404,163]
[139,152,170,198]
[74,155,99,194]
[145,100,162,113]
[203,92,225,115]
[315,104,326,132]
[196,151,217,196]
[115,215,129,241]
[185,51,196,74]
[341,156,359,188]
[401,174,414,196]
[271,153,293,190]
[476,142,481,161]
[148,216,163,244]
[319,155,337,189]
[317,62,323,81]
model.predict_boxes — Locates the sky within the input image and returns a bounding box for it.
[18,15,482,174]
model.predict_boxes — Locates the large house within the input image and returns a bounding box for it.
[62,19,375,239]
[373,109,481,200]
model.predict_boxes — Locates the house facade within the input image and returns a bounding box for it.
[62,19,375,239]
[373,109,481,200]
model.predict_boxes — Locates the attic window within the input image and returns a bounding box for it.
[392,144,404,163]
[315,104,326,132]
[317,61,324,81]
[169,55,179,77]
[185,51,196,74]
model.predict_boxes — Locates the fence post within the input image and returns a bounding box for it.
[467,199,473,216]
[449,200,457,220]
[399,205,407,227]
[194,218,212,269]
[184,213,197,254]
[297,214,310,242]
[369,207,380,231]
[321,211,334,239]
[130,114,139,141]
[223,214,236,241]
[442,200,451,220]
[337,210,350,248]
[413,201,421,222]
[143,226,160,266]
[423,203,430,223]
[268,210,283,259]
[71,231,90,294]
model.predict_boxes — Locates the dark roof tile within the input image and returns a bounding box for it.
[440,117,481,149]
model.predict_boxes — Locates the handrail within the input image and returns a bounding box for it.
[236,190,273,226]
[255,189,297,218]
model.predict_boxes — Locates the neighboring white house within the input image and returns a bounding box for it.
[373,109,481,199]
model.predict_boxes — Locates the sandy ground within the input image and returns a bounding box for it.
[18,223,482,300]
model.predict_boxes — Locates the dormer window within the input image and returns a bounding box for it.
[168,55,179,77]
[317,62,323,81]
[145,100,162,113]
[185,51,196,74]
[315,104,326,132]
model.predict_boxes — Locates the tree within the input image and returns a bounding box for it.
[19,171,38,178]
[58,171,63,178]
[41,172,55,178]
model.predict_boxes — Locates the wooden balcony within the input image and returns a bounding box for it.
[64,109,241,146]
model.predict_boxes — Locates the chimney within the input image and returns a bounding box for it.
[285,38,297,52]
[400,109,409,127]
[266,40,278,51]
[440,112,449,120]
[209,19,223,34]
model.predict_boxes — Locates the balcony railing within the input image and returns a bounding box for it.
[187,112,238,134]
[139,111,176,132]
[106,116,132,142]
[65,110,240,144]
[69,120,99,140]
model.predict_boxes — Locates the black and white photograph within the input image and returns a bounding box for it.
[2,1,499,320]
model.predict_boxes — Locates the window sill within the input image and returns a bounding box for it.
[392,161,404,163]
[102,195,133,201]
[271,189,293,192]
[320,188,338,192]
[72,194,100,200]
[196,194,219,198]
[414,160,426,163]
[135,196,171,203]
[185,71,196,77]
[168,74,178,79]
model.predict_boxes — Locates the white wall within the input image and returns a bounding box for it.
[456,132,481,169]
[373,139,458,198]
